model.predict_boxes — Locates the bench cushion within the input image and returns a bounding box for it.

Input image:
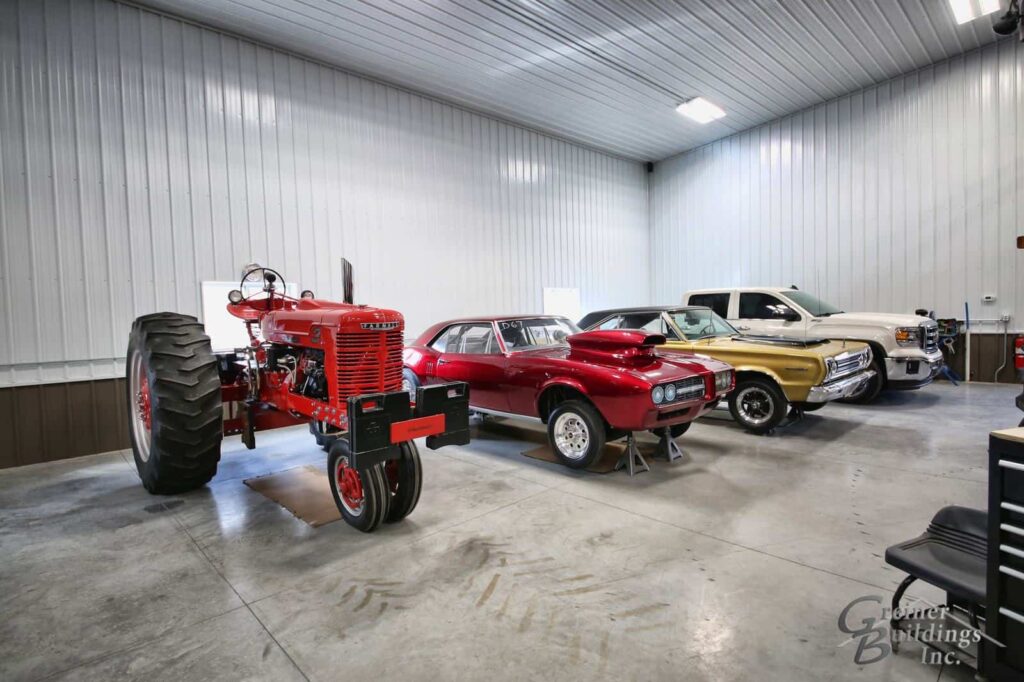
[884,505,987,605]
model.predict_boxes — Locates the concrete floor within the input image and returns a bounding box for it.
[1,382,1017,681]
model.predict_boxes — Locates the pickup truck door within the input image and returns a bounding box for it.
[432,323,509,411]
[732,292,805,338]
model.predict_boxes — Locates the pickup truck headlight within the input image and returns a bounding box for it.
[652,386,665,404]
[715,370,732,392]
[895,327,920,347]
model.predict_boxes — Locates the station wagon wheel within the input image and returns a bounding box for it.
[328,439,389,532]
[547,400,606,469]
[728,377,787,435]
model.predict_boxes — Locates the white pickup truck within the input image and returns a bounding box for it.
[682,287,944,403]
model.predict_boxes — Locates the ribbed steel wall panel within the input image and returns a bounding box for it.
[0,0,649,387]
[651,39,1024,329]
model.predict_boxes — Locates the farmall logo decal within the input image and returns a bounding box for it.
[361,322,399,330]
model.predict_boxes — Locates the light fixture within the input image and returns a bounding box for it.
[949,0,1001,24]
[675,97,726,124]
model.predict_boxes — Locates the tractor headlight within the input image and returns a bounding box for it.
[652,386,665,404]
[300,289,315,299]
[895,327,919,347]
[664,384,677,401]
[228,289,244,304]
[715,370,732,392]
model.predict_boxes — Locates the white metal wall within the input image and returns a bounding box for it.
[651,39,1024,330]
[0,0,649,387]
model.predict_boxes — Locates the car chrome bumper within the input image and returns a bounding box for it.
[805,370,876,403]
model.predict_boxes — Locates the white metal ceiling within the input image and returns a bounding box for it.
[138,0,1006,161]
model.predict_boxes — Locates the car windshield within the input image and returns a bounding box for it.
[785,291,843,316]
[498,317,580,351]
[670,309,738,340]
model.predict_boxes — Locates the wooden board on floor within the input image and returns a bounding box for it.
[244,465,340,527]
[521,441,631,474]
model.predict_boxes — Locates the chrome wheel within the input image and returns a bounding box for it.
[735,386,774,427]
[128,350,152,462]
[402,376,413,394]
[553,412,590,460]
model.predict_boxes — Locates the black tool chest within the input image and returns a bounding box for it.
[987,429,1024,678]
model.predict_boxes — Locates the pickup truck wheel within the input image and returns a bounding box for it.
[384,440,422,523]
[548,400,606,469]
[328,440,389,532]
[728,378,787,434]
[127,313,222,494]
[649,422,691,439]
[838,360,884,404]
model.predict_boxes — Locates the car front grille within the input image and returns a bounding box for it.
[335,328,404,400]
[830,348,870,381]
[677,375,705,400]
[921,324,939,353]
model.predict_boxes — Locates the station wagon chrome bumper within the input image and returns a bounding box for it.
[805,370,876,403]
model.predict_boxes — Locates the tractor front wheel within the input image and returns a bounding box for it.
[384,440,423,523]
[127,313,223,494]
[328,440,390,532]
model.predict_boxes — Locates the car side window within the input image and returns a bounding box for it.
[688,293,730,318]
[738,293,798,320]
[597,316,623,330]
[451,323,498,355]
[429,326,457,352]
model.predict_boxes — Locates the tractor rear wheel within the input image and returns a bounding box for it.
[127,313,223,494]
[384,440,423,523]
[328,439,390,532]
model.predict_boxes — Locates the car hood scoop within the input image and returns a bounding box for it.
[566,329,663,365]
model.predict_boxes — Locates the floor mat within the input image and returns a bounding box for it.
[244,464,340,527]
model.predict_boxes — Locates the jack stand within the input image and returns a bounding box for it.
[614,433,650,476]
[780,406,804,428]
[655,427,683,462]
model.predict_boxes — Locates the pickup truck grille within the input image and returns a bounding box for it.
[335,328,404,400]
[920,324,939,353]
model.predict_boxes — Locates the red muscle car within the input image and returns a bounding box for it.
[403,315,734,468]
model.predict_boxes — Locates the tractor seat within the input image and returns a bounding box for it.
[885,505,988,604]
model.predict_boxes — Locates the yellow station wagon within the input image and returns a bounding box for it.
[578,306,875,434]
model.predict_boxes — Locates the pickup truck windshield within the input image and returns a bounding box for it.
[785,291,843,316]
[499,317,580,351]
[671,309,737,340]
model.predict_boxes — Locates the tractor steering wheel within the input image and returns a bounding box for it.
[239,266,286,299]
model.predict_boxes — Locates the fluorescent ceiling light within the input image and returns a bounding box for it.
[949,0,1001,24]
[675,97,726,124]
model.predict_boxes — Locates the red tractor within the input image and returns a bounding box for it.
[126,264,470,532]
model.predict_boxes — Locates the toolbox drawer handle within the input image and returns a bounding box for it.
[999,459,1024,473]
[1000,564,1024,582]
[1002,544,1024,560]
[1000,607,1024,625]
[1003,523,1024,538]
[1002,501,1024,515]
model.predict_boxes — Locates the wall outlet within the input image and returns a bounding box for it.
[982,294,997,303]
[1001,313,1012,323]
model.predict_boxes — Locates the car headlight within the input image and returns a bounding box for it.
[652,386,665,404]
[715,370,732,392]
[664,384,677,401]
[895,327,919,347]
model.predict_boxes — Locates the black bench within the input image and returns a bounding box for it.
[885,505,988,659]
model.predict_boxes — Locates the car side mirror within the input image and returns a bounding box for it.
[773,309,800,322]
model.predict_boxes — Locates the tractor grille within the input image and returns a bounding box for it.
[921,324,939,353]
[335,328,404,400]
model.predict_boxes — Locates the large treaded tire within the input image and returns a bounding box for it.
[127,312,223,494]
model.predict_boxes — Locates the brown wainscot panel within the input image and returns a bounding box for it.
[0,378,129,469]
